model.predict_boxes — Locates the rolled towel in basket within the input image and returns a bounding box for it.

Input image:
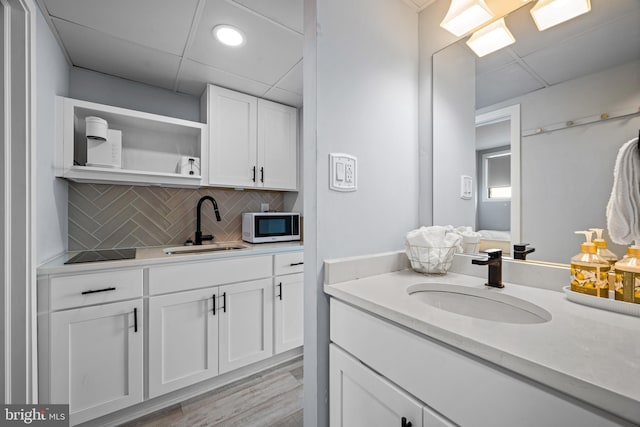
[405,226,463,273]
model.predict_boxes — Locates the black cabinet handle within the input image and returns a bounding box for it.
[401,417,412,427]
[277,282,282,300]
[133,307,138,333]
[212,294,216,316]
[260,167,264,183]
[289,262,304,267]
[252,166,256,182]
[222,292,227,313]
[81,287,116,295]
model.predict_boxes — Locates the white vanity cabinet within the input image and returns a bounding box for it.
[330,299,630,427]
[203,84,298,191]
[41,269,144,425]
[273,252,304,353]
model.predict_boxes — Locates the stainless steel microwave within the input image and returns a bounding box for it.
[242,212,301,243]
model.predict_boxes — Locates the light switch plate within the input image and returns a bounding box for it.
[460,175,472,200]
[330,153,357,192]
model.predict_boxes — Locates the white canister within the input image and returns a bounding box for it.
[85,116,108,141]
[86,129,122,168]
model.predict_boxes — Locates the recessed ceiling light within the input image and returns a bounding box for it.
[212,25,246,47]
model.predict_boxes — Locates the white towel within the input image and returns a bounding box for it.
[606,137,640,245]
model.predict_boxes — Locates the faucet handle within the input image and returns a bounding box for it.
[483,249,502,259]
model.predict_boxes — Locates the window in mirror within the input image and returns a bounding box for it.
[483,150,511,201]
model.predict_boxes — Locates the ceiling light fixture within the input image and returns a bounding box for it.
[212,25,246,47]
[466,18,516,57]
[440,0,494,37]
[530,0,591,31]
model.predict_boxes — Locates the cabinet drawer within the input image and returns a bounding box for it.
[50,269,143,310]
[149,255,272,295]
[274,251,304,275]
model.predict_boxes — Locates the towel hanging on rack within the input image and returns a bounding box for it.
[607,136,640,244]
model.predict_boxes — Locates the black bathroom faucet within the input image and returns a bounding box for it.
[513,243,535,260]
[471,249,503,288]
[195,196,221,245]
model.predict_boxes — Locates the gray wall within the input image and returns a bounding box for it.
[418,0,461,226]
[432,42,476,228]
[36,7,69,265]
[478,60,640,263]
[476,145,510,231]
[69,67,201,122]
[304,0,419,425]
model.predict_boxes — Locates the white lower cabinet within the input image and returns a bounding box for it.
[330,299,629,427]
[330,344,425,427]
[50,299,143,425]
[148,287,219,398]
[274,272,304,353]
[219,278,274,373]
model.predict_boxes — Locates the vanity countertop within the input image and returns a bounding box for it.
[38,241,303,275]
[324,269,640,425]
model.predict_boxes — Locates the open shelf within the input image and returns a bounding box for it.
[56,97,207,187]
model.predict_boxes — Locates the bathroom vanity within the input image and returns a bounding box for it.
[324,252,640,427]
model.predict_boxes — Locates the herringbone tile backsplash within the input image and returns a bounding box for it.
[68,183,285,251]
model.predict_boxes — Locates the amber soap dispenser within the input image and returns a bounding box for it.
[570,231,610,298]
[613,245,640,304]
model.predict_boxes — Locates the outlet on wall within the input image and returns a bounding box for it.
[261,203,269,212]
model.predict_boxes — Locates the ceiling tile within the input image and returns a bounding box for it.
[232,0,303,34]
[521,12,640,85]
[52,18,181,90]
[177,59,271,98]
[475,48,516,76]
[476,63,545,108]
[508,0,640,57]
[262,87,303,108]
[42,0,199,56]
[186,0,303,86]
[275,60,303,95]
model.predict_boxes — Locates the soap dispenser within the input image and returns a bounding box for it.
[589,228,618,266]
[570,231,610,298]
[613,244,640,304]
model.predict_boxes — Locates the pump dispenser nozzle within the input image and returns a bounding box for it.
[575,230,596,254]
[589,228,604,241]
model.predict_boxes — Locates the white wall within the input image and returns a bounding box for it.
[69,67,200,122]
[36,6,69,265]
[432,42,476,228]
[304,0,419,424]
[479,60,640,263]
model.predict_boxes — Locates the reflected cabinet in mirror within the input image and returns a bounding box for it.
[432,0,640,264]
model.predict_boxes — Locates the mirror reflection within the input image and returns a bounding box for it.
[433,0,640,264]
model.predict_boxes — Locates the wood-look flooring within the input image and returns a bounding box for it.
[123,357,303,427]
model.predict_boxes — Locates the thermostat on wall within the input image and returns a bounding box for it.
[329,153,357,192]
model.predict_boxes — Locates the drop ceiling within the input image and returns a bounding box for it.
[474,0,640,108]
[37,0,304,107]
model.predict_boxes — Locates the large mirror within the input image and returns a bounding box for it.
[433,0,640,264]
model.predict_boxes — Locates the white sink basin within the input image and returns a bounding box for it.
[164,243,248,255]
[407,283,551,324]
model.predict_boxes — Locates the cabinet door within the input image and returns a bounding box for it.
[148,287,219,398]
[330,344,422,427]
[50,300,143,425]
[219,278,273,373]
[208,85,257,187]
[274,273,304,353]
[257,99,298,190]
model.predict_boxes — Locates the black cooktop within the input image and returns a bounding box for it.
[65,248,137,264]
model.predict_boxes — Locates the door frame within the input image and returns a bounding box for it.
[2,0,37,404]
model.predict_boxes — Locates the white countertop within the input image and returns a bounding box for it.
[324,269,640,424]
[38,241,303,275]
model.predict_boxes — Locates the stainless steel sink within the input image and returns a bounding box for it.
[407,283,551,324]
[163,243,248,255]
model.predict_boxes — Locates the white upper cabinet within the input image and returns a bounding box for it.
[204,85,298,191]
[56,97,207,187]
